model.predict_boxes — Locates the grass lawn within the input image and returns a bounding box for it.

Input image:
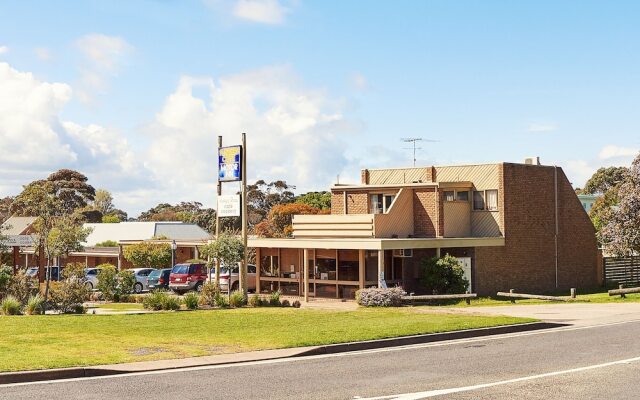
[0,308,533,372]
[89,303,145,312]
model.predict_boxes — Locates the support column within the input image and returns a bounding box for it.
[436,248,441,258]
[303,249,309,302]
[377,249,385,288]
[194,246,199,260]
[255,248,261,295]
[12,246,19,273]
[358,249,365,289]
[85,256,89,267]
[117,245,123,271]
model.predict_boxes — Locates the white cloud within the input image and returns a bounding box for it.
[34,47,52,61]
[351,72,368,91]
[143,65,354,205]
[75,34,133,101]
[0,62,146,199]
[232,0,289,24]
[527,122,557,133]
[0,46,8,55]
[598,144,639,160]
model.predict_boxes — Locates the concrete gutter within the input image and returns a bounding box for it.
[0,321,562,385]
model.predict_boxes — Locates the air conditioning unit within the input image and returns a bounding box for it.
[393,249,413,258]
[524,156,541,165]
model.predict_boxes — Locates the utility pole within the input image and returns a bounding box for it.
[214,135,222,287]
[240,132,248,297]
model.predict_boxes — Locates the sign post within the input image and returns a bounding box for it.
[215,136,222,287]
[240,133,248,297]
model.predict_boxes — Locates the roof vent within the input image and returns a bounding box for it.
[524,157,541,165]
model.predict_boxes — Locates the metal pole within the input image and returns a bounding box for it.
[240,133,248,297]
[554,166,559,289]
[215,135,222,287]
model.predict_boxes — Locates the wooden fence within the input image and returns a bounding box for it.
[603,257,640,287]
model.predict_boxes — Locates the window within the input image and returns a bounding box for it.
[444,191,455,201]
[473,190,498,211]
[370,193,396,214]
[456,191,469,202]
[473,191,485,210]
[260,255,279,277]
[486,190,498,211]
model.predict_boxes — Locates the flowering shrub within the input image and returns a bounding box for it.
[355,287,406,307]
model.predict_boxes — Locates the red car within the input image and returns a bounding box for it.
[169,263,207,294]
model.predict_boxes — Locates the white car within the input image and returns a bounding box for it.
[83,267,101,290]
[209,264,257,292]
[132,268,156,293]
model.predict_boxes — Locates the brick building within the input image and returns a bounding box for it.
[249,161,599,298]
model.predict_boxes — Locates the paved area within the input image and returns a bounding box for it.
[2,313,640,399]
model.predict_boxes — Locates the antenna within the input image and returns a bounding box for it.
[401,138,439,167]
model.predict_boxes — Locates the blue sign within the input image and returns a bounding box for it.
[218,145,242,182]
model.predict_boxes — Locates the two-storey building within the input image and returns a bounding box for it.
[249,161,599,298]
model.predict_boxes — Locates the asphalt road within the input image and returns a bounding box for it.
[2,320,640,400]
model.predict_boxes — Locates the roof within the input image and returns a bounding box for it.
[83,222,210,246]
[1,216,37,235]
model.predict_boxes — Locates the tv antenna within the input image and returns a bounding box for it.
[401,138,439,167]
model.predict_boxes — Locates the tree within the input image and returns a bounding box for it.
[295,191,332,210]
[420,254,469,294]
[122,242,172,268]
[102,215,120,223]
[93,189,115,215]
[602,154,640,256]
[137,202,216,233]
[0,196,13,223]
[95,240,118,247]
[246,180,295,225]
[583,166,629,195]
[200,232,244,286]
[254,203,329,238]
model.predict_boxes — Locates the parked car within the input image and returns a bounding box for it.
[169,263,207,294]
[83,267,101,290]
[210,264,257,292]
[131,268,156,293]
[26,266,63,281]
[147,268,171,291]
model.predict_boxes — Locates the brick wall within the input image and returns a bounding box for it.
[474,163,598,295]
[331,191,344,214]
[413,188,438,237]
[346,192,369,214]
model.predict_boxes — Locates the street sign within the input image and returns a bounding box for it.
[218,145,242,182]
[217,195,241,217]
[1,235,34,247]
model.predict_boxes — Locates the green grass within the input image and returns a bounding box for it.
[0,308,533,372]
[90,303,145,311]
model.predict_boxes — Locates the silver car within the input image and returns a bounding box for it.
[132,268,156,293]
[210,264,256,292]
[83,267,101,290]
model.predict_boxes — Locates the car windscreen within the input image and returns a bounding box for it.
[148,270,161,278]
[171,265,189,274]
[221,266,239,274]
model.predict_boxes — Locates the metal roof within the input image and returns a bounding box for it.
[1,216,36,235]
[83,222,210,246]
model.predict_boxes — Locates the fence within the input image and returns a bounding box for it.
[603,257,640,287]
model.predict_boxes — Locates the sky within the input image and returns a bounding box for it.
[1,0,639,216]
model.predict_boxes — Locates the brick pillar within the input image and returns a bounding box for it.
[361,169,370,184]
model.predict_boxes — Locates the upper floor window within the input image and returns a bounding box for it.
[444,191,455,201]
[473,190,498,211]
[456,191,469,201]
[371,193,395,214]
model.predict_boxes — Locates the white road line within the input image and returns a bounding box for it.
[355,355,640,399]
[2,319,640,388]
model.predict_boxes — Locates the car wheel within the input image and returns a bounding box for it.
[84,282,93,290]
[231,282,239,292]
[195,282,203,293]
[134,283,143,294]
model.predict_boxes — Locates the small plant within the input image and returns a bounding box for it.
[281,299,290,307]
[198,282,219,307]
[48,280,90,314]
[184,292,199,310]
[229,290,246,308]
[215,291,229,308]
[96,264,118,301]
[162,295,182,311]
[1,295,22,315]
[25,294,44,315]
[269,290,281,306]
[117,270,136,296]
[356,287,406,307]
[143,290,169,311]
[248,295,262,307]
[292,300,301,308]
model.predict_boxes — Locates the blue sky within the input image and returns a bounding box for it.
[1,0,639,215]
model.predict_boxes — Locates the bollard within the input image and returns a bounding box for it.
[570,288,576,299]
[510,289,515,304]
[465,291,471,305]
[620,284,626,298]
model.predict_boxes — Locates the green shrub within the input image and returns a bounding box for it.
[48,280,89,314]
[9,269,36,304]
[292,300,301,308]
[184,292,199,310]
[248,295,262,307]
[0,265,12,299]
[420,254,469,294]
[198,282,220,307]
[281,299,290,307]
[229,290,246,308]
[143,290,169,311]
[215,291,229,308]
[162,295,181,311]
[97,264,118,301]
[25,294,44,315]
[1,295,22,315]
[269,290,281,306]
[117,270,136,296]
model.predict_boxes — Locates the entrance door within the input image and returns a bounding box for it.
[456,257,472,292]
